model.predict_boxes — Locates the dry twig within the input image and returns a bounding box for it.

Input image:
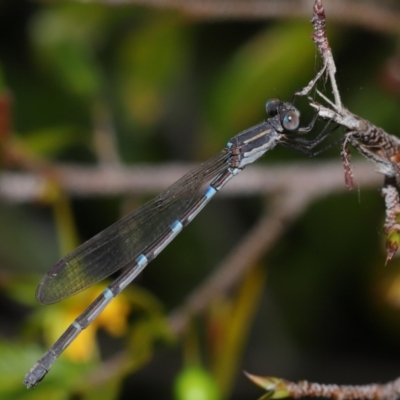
[295,0,400,263]
[245,1,400,399]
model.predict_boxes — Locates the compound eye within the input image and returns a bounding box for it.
[282,110,299,131]
[265,98,280,116]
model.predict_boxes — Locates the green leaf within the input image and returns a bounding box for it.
[244,373,291,399]
[30,5,106,100]
[19,126,85,157]
[174,366,221,400]
[116,14,191,127]
[204,22,334,144]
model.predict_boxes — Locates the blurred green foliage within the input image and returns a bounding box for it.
[1,1,400,399]
[174,365,220,400]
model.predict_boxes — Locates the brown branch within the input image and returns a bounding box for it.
[0,160,384,203]
[91,100,121,166]
[299,0,400,262]
[83,0,400,35]
[241,2,400,398]
[286,378,400,400]
[168,191,310,335]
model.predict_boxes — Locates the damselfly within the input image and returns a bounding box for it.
[24,99,324,388]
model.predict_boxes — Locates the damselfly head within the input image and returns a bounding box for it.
[266,99,301,132]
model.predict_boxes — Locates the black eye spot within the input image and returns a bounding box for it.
[282,111,299,131]
[265,99,280,116]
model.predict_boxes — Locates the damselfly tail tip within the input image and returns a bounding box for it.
[24,365,47,389]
